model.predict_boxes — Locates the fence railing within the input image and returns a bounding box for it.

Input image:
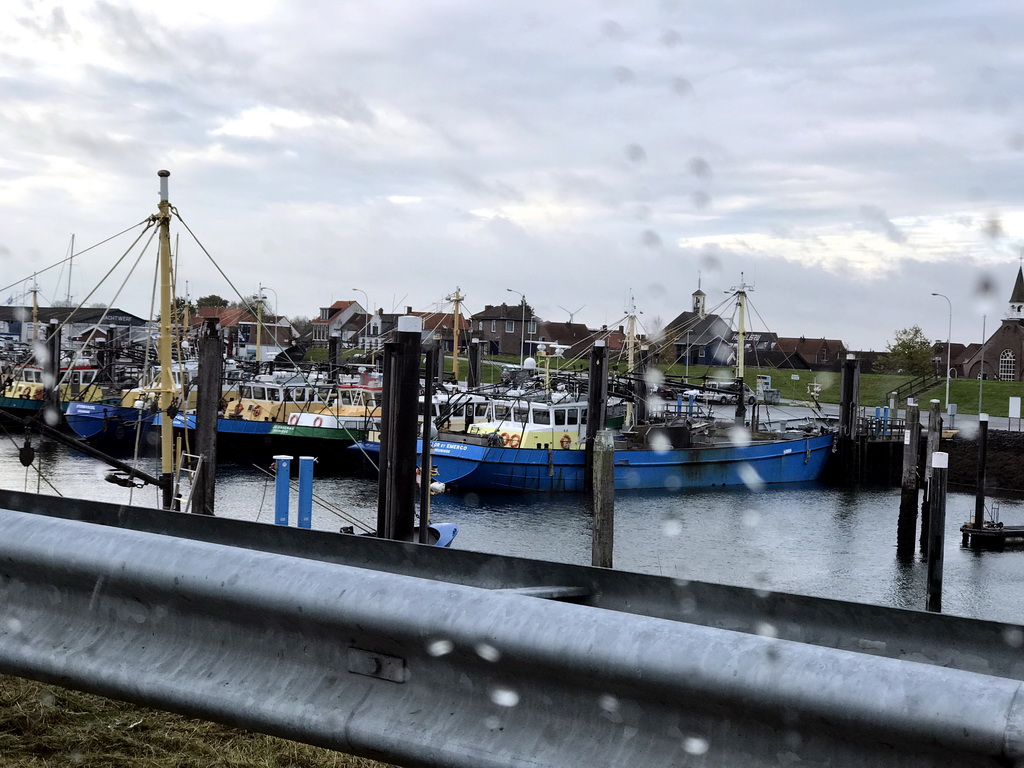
[3,503,1024,767]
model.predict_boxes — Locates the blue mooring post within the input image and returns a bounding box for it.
[298,456,314,529]
[273,455,291,526]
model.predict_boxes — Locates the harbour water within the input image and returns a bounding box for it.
[7,439,1024,626]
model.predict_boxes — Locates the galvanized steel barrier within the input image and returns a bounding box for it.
[2,501,1024,766]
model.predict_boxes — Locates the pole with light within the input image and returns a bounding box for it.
[506,288,526,366]
[353,288,370,350]
[931,293,951,411]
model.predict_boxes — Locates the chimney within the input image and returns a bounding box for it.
[406,306,413,314]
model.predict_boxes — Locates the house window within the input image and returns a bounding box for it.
[478,321,483,331]
[1000,349,1015,381]
[528,320,537,335]
[491,320,496,333]
[698,346,705,358]
[506,320,515,334]
[320,309,330,321]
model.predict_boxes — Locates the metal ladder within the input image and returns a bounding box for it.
[172,452,204,514]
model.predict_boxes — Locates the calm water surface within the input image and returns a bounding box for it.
[7,440,1024,625]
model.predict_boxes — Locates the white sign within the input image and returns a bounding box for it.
[790,374,800,380]
[1010,397,1021,419]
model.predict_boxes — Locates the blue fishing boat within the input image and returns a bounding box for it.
[424,430,834,492]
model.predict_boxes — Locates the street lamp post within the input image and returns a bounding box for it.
[506,288,526,366]
[931,293,951,411]
[353,288,370,350]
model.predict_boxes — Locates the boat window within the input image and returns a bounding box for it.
[580,409,587,424]
[514,406,530,423]
[294,388,306,402]
[567,408,578,425]
[493,404,510,420]
[554,408,566,426]
[267,388,282,403]
[475,403,491,418]
[250,386,265,399]
[532,407,551,425]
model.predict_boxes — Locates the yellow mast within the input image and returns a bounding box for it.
[733,274,752,382]
[447,287,463,383]
[156,170,176,506]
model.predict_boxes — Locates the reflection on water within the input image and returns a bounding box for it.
[4,442,1024,624]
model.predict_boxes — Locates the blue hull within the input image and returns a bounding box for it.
[65,401,153,442]
[424,432,835,492]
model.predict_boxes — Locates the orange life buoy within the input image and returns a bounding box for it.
[503,433,521,448]
[233,402,243,415]
[252,405,263,418]
[288,413,300,425]
[312,416,323,427]
[560,434,572,449]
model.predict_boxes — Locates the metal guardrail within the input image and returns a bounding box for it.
[2,505,1024,767]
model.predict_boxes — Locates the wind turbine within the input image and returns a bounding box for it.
[558,304,586,323]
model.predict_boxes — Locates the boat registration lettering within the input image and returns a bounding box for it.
[434,442,468,453]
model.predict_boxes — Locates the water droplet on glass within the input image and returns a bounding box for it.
[728,427,752,447]
[756,621,778,638]
[602,20,626,40]
[662,518,683,537]
[738,463,765,492]
[427,639,454,657]
[615,66,636,85]
[689,158,711,179]
[484,715,502,729]
[742,508,761,527]
[683,735,710,755]
[642,230,662,248]
[475,643,501,662]
[691,191,710,209]
[672,77,694,97]
[625,144,647,164]
[1003,627,1024,648]
[490,687,520,707]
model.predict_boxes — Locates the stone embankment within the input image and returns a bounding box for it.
[942,430,1024,495]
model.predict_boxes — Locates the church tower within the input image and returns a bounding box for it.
[1008,264,1024,320]
[692,276,706,319]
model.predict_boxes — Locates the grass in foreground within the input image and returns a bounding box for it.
[0,675,396,768]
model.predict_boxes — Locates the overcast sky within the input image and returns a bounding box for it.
[3,1,1023,351]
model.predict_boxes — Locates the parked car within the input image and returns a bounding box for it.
[682,380,757,406]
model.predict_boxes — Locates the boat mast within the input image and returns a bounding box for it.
[66,234,74,305]
[732,274,753,381]
[447,287,463,384]
[156,170,176,508]
[30,275,39,341]
[625,291,637,428]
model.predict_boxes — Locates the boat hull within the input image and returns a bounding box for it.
[65,401,153,442]
[425,432,835,492]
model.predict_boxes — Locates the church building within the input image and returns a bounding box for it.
[960,266,1024,381]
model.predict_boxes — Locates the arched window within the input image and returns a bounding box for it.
[999,349,1016,381]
